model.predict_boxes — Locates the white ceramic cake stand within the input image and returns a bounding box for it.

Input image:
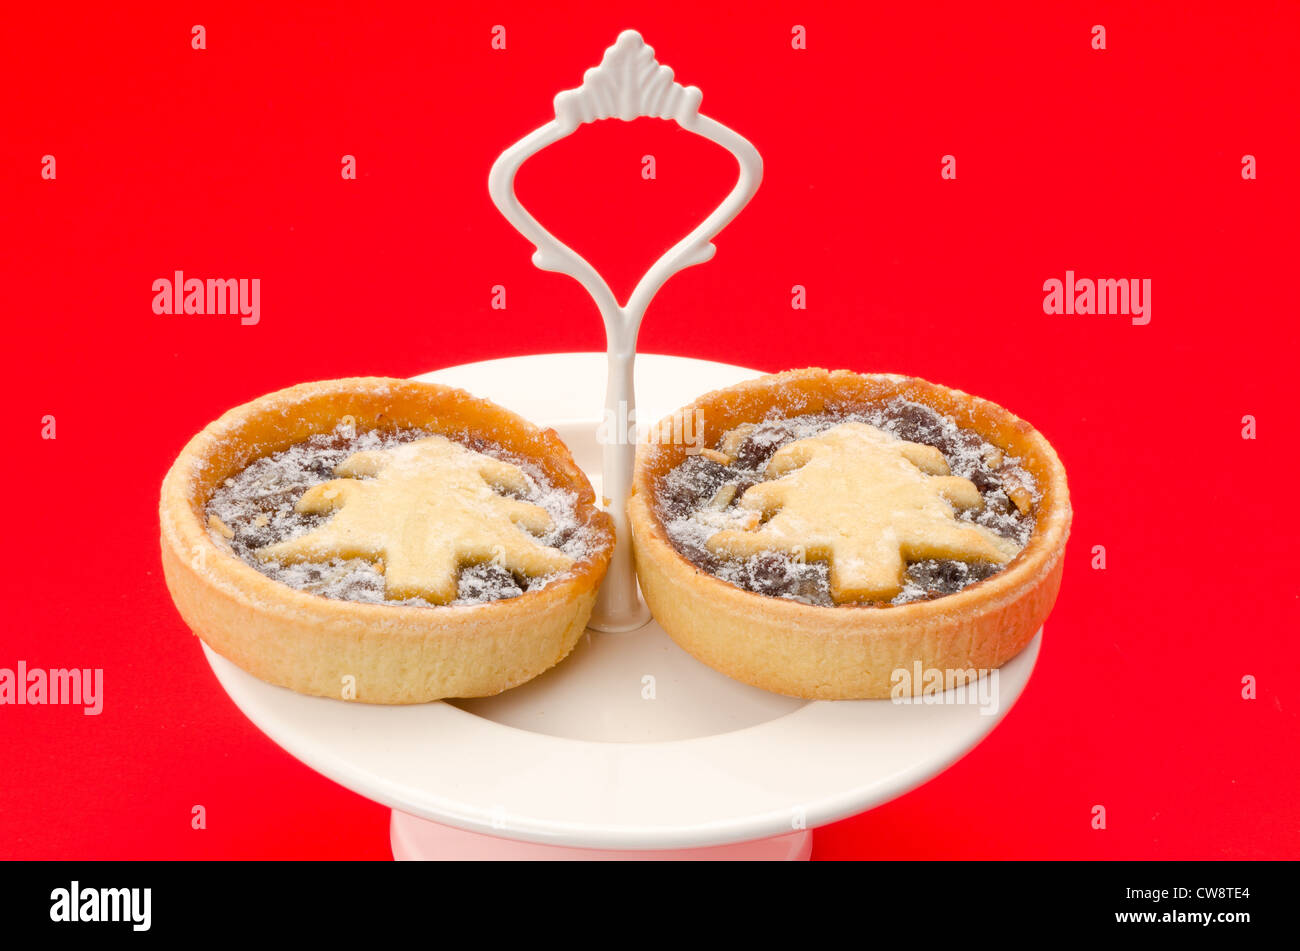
[203,352,1041,860]
[203,35,1041,859]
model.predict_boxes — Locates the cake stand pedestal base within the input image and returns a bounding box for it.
[390,811,813,861]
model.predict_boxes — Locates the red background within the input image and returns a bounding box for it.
[3,1,1297,859]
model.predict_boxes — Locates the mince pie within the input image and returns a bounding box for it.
[160,378,614,703]
[629,369,1071,699]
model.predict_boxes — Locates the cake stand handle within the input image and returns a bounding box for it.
[488,29,762,632]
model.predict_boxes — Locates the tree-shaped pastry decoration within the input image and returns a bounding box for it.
[705,423,1021,603]
[257,436,573,604]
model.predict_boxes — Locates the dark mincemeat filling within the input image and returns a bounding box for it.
[204,425,590,606]
[655,398,1038,607]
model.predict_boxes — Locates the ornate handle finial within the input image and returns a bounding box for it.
[553,29,704,127]
[488,30,763,632]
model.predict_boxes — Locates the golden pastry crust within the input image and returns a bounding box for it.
[629,369,1071,700]
[160,378,614,704]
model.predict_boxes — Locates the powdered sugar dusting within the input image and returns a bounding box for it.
[205,423,597,606]
[657,399,1039,607]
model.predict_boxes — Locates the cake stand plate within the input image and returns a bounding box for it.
[202,353,1041,860]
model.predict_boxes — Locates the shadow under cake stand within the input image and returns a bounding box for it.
[202,352,1042,860]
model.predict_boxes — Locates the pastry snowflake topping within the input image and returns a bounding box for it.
[703,422,1021,603]
[256,436,574,604]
